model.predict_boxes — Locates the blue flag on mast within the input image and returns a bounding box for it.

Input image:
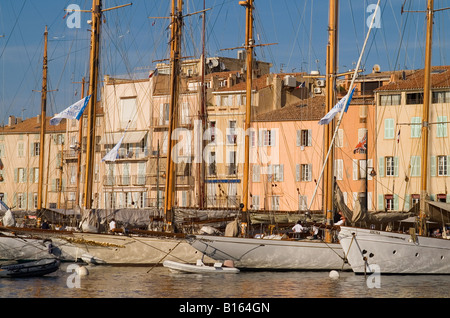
[50,95,91,125]
[318,86,355,125]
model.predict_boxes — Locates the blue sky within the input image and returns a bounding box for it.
[0,0,448,122]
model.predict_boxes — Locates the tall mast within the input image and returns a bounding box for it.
[37,25,48,211]
[419,0,434,235]
[83,0,102,209]
[197,0,206,209]
[324,0,338,241]
[76,77,86,207]
[241,0,253,217]
[164,0,183,231]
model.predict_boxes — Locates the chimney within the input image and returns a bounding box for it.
[8,116,16,126]
[36,115,41,124]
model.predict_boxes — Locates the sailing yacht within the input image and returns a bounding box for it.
[188,0,380,270]
[338,0,450,274]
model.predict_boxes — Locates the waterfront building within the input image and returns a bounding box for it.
[0,115,66,210]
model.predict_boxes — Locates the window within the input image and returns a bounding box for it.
[227,151,237,175]
[227,121,237,144]
[120,98,137,127]
[432,91,450,103]
[252,165,260,182]
[208,121,216,142]
[385,194,394,211]
[273,164,284,182]
[410,156,421,177]
[384,118,395,139]
[263,129,271,146]
[259,129,276,147]
[334,159,343,180]
[227,183,237,206]
[299,195,307,211]
[159,103,170,125]
[18,143,24,157]
[271,196,280,211]
[437,116,447,137]
[438,156,448,176]
[32,142,40,156]
[386,156,398,176]
[380,94,401,106]
[301,164,312,182]
[208,152,216,176]
[411,117,421,138]
[181,102,190,125]
[406,93,424,105]
[251,195,260,210]
[297,129,312,147]
[335,129,343,148]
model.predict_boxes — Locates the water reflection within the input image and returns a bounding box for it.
[0,263,449,298]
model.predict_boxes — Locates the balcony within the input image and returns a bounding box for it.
[206,195,241,208]
[103,174,150,187]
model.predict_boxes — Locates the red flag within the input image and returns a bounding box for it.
[353,134,367,154]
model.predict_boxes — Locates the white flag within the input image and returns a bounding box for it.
[318,86,355,125]
[102,134,125,162]
[50,95,91,126]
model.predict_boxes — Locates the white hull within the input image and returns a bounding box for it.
[189,235,349,270]
[0,235,56,262]
[65,232,213,265]
[163,260,240,274]
[338,226,450,274]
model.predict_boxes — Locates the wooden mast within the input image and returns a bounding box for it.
[84,0,102,209]
[76,77,86,207]
[197,0,206,209]
[419,0,434,235]
[324,0,338,242]
[164,0,183,231]
[37,25,48,211]
[240,0,253,219]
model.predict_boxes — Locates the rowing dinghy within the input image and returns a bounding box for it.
[0,258,60,278]
[163,259,239,274]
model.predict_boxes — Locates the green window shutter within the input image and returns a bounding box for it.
[378,194,384,210]
[279,164,284,182]
[404,194,410,211]
[385,118,394,139]
[378,157,384,177]
[430,156,436,176]
[296,130,301,146]
[437,116,448,137]
[296,164,300,182]
[447,156,450,176]
[411,117,421,138]
[394,194,399,210]
[394,157,399,177]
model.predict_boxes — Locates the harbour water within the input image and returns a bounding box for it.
[1,262,449,313]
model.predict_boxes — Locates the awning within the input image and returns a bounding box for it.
[100,131,147,144]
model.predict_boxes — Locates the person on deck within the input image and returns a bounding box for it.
[292,220,304,233]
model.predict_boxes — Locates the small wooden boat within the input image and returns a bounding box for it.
[163,259,240,274]
[0,258,60,278]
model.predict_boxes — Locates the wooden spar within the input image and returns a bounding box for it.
[164,0,183,231]
[76,77,86,207]
[83,0,101,209]
[324,0,338,242]
[197,0,206,209]
[37,25,48,211]
[81,1,132,209]
[419,0,434,235]
[241,0,253,219]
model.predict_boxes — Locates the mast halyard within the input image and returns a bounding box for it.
[37,25,48,212]
[164,0,183,232]
[419,0,434,236]
[324,0,338,242]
